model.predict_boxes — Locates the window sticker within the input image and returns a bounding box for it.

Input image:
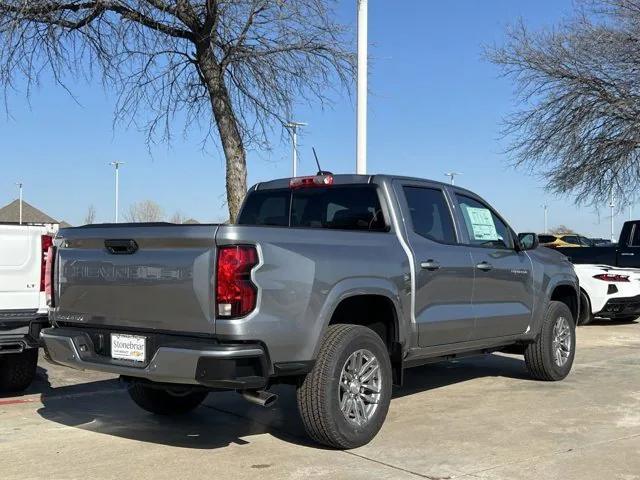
[465,206,499,241]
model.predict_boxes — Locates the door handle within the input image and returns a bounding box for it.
[476,261,493,272]
[421,260,441,271]
[621,252,635,256]
[105,239,139,255]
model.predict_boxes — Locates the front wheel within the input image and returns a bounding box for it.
[525,301,576,381]
[127,383,208,415]
[296,324,393,449]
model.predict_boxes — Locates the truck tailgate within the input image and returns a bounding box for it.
[53,224,218,335]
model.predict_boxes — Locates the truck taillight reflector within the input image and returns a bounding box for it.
[44,246,55,306]
[289,174,334,189]
[216,245,258,318]
[40,235,53,292]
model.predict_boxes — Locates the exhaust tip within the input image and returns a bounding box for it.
[0,342,25,355]
[241,389,278,408]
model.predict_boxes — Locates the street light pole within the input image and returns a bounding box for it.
[109,162,125,223]
[15,182,23,224]
[356,0,368,174]
[285,122,307,177]
[542,204,548,233]
[610,192,616,242]
[444,172,462,185]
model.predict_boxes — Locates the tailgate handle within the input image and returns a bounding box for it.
[105,239,139,255]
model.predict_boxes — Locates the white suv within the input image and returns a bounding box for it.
[0,223,57,392]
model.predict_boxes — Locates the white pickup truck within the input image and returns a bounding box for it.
[0,223,57,392]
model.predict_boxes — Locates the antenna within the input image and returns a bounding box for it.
[312,147,333,176]
[312,147,322,174]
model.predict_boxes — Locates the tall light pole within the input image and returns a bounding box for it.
[356,0,368,175]
[285,122,307,177]
[542,204,548,233]
[109,161,125,223]
[610,192,616,242]
[629,199,634,221]
[15,182,23,225]
[444,172,462,185]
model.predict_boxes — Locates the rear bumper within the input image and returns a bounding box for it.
[598,295,640,319]
[0,311,48,351]
[41,327,270,390]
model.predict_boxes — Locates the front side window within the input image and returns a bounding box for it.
[579,236,593,246]
[403,186,456,243]
[455,195,513,249]
[562,235,580,245]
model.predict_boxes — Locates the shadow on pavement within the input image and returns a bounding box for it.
[588,318,639,326]
[35,352,530,449]
[0,365,121,400]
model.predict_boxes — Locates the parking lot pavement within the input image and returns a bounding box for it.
[1,320,639,480]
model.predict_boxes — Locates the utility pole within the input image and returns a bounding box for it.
[610,192,616,242]
[285,122,307,177]
[356,0,368,174]
[629,200,634,221]
[542,204,548,233]
[444,172,462,185]
[109,162,125,223]
[15,182,23,225]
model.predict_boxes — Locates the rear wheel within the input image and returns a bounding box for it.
[525,301,576,381]
[578,290,594,326]
[296,324,392,449]
[0,348,38,393]
[127,383,208,415]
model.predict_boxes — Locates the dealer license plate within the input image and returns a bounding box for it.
[111,333,146,362]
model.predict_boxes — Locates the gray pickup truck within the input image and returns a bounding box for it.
[41,174,578,448]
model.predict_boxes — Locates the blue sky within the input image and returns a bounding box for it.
[0,0,627,238]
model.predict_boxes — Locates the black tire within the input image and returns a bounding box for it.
[578,290,594,326]
[296,324,393,449]
[128,383,208,415]
[525,301,576,381]
[0,348,38,393]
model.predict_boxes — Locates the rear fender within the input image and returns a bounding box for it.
[310,277,406,359]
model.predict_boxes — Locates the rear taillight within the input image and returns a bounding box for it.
[289,174,334,189]
[593,273,630,282]
[40,235,53,292]
[216,245,259,318]
[44,246,55,306]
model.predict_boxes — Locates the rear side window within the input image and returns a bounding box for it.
[237,185,387,232]
[403,186,456,243]
[456,195,513,249]
[236,190,290,226]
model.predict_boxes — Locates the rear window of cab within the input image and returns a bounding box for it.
[237,185,388,232]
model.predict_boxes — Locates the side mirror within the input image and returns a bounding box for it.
[518,232,539,251]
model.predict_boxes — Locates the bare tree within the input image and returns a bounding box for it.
[170,211,186,224]
[84,204,96,224]
[125,200,164,222]
[549,225,576,235]
[0,1,354,222]
[488,0,640,207]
